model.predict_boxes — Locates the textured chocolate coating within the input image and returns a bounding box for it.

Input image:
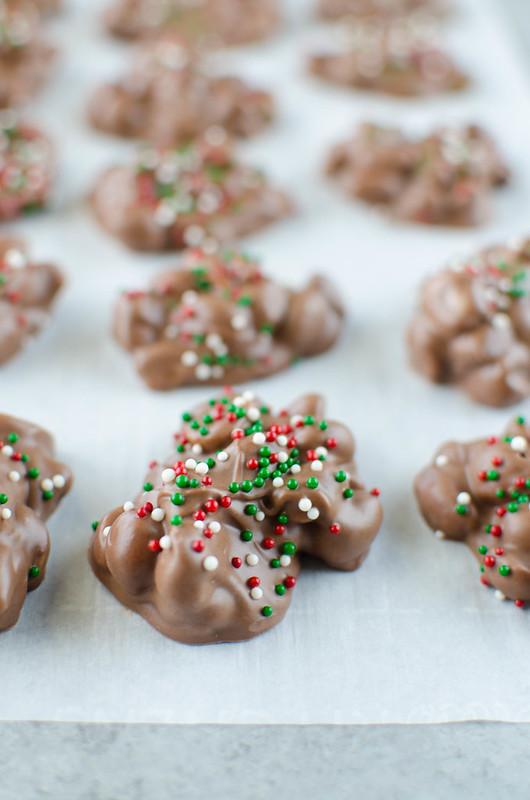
[309,16,466,97]
[92,130,291,252]
[409,238,530,407]
[318,0,450,20]
[0,236,62,367]
[89,34,274,147]
[0,111,53,220]
[415,416,530,607]
[327,123,508,227]
[0,0,55,107]
[104,0,279,46]
[114,247,344,390]
[0,414,73,632]
[89,391,383,644]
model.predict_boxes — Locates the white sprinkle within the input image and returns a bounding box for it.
[290,415,303,426]
[233,396,244,407]
[231,313,247,330]
[246,407,260,421]
[203,555,219,571]
[41,478,54,492]
[311,461,323,472]
[253,432,266,445]
[246,554,259,566]
[183,225,205,247]
[277,452,288,463]
[160,535,171,550]
[209,521,221,533]
[195,462,209,475]
[52,474,66,489]
[255,511,265,522]
[435,455,449,467]
[272,477,284,488]
[206,333,222,350]
[307,507,320,520]
[243,391,255,402]
[494,590,506,602]
[103,526,111,538]
[161,468,176,483]
[2,446,14,457]
[279,555,291,567]
[181,350,198,367]
[315,447,328,457]
[511,436,528,452]
[298,497,312,512]
[4,248,27,270]
[276,435,288,447]
[191,444,203,455]
[194,520,205,530]
[457,492,471,506]
[151,507,165,522]
[204,125,227,147]
[185,458,197,470]
[1,508,12,520]
[492,313,511,330]
[217,451,229,462]
[8,471,20,482]
[290,464,301,474]
[182,290,199,306]
[212,365,224,379]
[123,501,134,512]
[434,530,446,539]
[196,363,211,381]
[250,587,263,600]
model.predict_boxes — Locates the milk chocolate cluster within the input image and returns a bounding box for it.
[409,238,530,407]
[89,391,383,644]
[114,247,344,390]
[327,123,508,226]
[415,416,530,607]
[0,0,55,107]
[318,0,450,21]
[104,0,279,47]
[0,237,62,367]
[89,34,274,147]
[0,414,72,632]
[309,15,466,96]
[0,111,54,220]
[92,129,291,252]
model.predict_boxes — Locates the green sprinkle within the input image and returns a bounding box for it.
[171,493,185,506]
[241,481,253,493]
[343,488,353,499]
[28,468,39,479]
[261,606,273,618]
[270,558,280,568]
[275,584,286,596]
[319,421,328,430]
[253,478,265,488]
[7,433,18,444]
[176,475,189,488]
[43,490,54,501]
[335,471,347,483]
[189,479,200,489]
[507,502,518,513]
[478,545,488,555]
[143,482,153,492]
[182,412,192,422]
[259,446,271,457]
[499,565,511,576]
[456,505,467,516]
[245,504,258,516]
[278,514,288,525]
[241,530,253,542]
[286,479,298,490]
[229,482,240,493]
[28,566,40,579]
[171,515,182,526]
[282,542,296,556]
[306,477,319,489]
[304,416,314,426]
[91,521,98,531]
[487,471,499,481]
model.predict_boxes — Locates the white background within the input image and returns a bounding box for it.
[2,0,530,723]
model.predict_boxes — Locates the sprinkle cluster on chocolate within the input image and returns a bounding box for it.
[89,390,383,644]
[0,414,72,632]
[0,110,54,220]
[318,0,450,21]
[309,15,466,97]
[0,236,62,367]
[104,0,279,47]
[415,417,530,608]
[89,33,274,147]
[0,0,55,107]
[114,247,344,390]
[327,123,508,226]
[409,238,530,407]
[92,129,291,252]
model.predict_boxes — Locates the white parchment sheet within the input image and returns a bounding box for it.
[2,0,530,723]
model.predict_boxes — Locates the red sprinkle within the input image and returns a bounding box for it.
[477,470,487,481]
[247,458,259,470]
[330,523,341,535]
[491,456,503,467]
[263,538,275,550]
[275,525,286,535]
[490,525,502,537]
[193,510,206,521]
[370,488,380,497]
[327,438,338,449]
[192,540,205,553]
[480,575,491,586]
[495,548,504,556]
[148,539,161,553]
[284,576,296,589]
[496,508,507,518]
[487,437,497,445]
[231,557,242,569]
[248,576,260,588]
[220,496,232,508]
[203,528,213,539]
[484,555,496,567]
[232,429,244,440]
[205,499,219,513]
[515,477,526,489]
[515,600,525,608]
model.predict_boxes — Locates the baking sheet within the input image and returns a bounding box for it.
[2,0,530,724]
